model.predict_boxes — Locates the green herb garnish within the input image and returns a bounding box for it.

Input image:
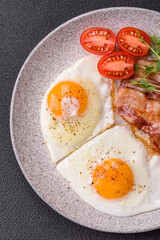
[137,30,160,60]
[131,31,160,93]
[131,78,160,93]
[156,61,160,70]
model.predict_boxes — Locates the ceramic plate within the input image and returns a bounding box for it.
[10,7,160,233]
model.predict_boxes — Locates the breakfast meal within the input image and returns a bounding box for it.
[41,26,160,216]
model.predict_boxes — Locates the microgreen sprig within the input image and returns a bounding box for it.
[133,64,160,93]
[149,35,160,59]
[131,31,160,93]
[135,64,160,76]
[137,30,160,61]
[131,79,160,93]
[127,30,160,94]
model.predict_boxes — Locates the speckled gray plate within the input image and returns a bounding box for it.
[10,7,160,233]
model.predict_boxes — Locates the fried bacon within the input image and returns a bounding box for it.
[135,59,160,82]
[114,86,160,152]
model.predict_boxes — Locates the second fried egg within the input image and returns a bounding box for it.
[57,125,150,216]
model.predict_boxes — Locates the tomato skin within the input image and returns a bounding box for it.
[97,51,134,80]
[117,27,151,57]
[80,27,116,55]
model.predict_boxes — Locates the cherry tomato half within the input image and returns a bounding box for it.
[97,51,134,80]
[117,27,151,57]
[80,27,116,55]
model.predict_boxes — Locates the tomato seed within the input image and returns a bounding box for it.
[128,47,133,51]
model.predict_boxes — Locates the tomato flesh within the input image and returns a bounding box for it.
[97,51,134,80]
[80,27,116,55]
[117,27,151,57]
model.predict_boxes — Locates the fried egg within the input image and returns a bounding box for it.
[57,125,160,216]
[41,55,114,163]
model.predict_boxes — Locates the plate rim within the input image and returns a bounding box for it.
[10,7,160,233]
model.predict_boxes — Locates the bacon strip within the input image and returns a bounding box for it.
[114,86,160,152]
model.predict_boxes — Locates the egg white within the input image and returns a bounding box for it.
[41,55,114,163]
[57,125,151,216]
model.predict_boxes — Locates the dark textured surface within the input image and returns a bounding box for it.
[1,0,160,239]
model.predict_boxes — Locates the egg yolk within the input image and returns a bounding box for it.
[47,81,88,117]
[92,158,133,199]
